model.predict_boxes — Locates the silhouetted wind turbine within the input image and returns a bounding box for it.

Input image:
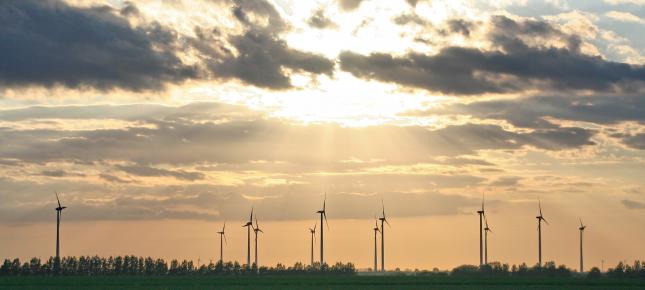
[579,218,586,273]
[484,213,492,265]
[379,200,391,272]
[372,217,380,272]
[242,207,253,270]
[536,198,549,266]
[54,192,66,274]
[477,194,484,266]
[308,223,316,267]
[316,194,329,268]
[253,216,263,273]
[217,222,227,264]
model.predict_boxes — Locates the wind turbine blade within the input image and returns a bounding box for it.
[538,198,543,216]
[250,207,254,222]
[224,234,228,245]
[579,217,583,228]
[55,191,61,208]
[324,212,329,230]
[223,222,226,232]
[385,218,391,228]
[543,217,549,225]
[323,193,326,212]
[313,223,316,232]
[381,199,385,218]
[482,192,485,211]
[255,216,259,228]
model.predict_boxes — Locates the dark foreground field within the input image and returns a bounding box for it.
[2,275,645,290]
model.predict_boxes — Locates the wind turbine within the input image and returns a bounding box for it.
[477,193,484,266]
[253,216,263,273]
[536,198,549,266]
[308,223,316,267]
[379,200,391,272]
[484,213,492,265]
[316,193,329,268]
[242,207,253,270]
[579,218,586,273]
[217,222,227,264]
[372,218,380,272]
[54,192,66,274]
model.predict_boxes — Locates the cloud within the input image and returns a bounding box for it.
[605,11,645,24]
[0,0,336,92]
[307,8,337,29]
[37,170,85,178]
[340,16,645,95]
[604,0,645,5]
[210,30,335,89]
[115,164,205,181]
[0,0,197,91]
[409,94,645,129]
[0,103,598,167]
[622,199,645,209]
[616,133,645,150]
[0,189,490,224]
[338,0,367,11]
[98,173,133,184]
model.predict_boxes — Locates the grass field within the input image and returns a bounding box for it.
[2,275,645,290]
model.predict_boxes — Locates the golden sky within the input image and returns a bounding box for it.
[0,0,644,270]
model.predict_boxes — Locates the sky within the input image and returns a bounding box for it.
[0,0,644,271]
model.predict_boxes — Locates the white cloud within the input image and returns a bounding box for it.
[604,0,645,5]
[606,11,645,24]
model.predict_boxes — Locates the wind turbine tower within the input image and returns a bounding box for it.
[579,218,586,273]
[253,216,263,273]
[242,208,253,270]
[54,192,67,274]
[217,222,227,264]
[536,199,549,266]
[477,194,484,266]
[316,194,329,268]
[309,223,316,267]
[373,218,380,271]
[379,200,391,272]
[484,214,492,264]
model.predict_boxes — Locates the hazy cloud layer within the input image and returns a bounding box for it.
[408,95,645,129]
[0,104,597,166]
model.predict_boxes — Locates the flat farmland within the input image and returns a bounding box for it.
[2,275,645,290]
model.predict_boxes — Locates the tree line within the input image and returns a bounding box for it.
[3,256,645,278]
[445,261,645,279]
[0,256,355,276]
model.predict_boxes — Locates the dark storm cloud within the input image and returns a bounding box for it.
[0,104,596,167]
[340,16,645,95]
[0,0,197,91]
[0,0,335,92]
[190,0,335,89]
[210,30,335,89]
[408,94,645,129]
[115,164,205,181]
[307,8,337,29]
